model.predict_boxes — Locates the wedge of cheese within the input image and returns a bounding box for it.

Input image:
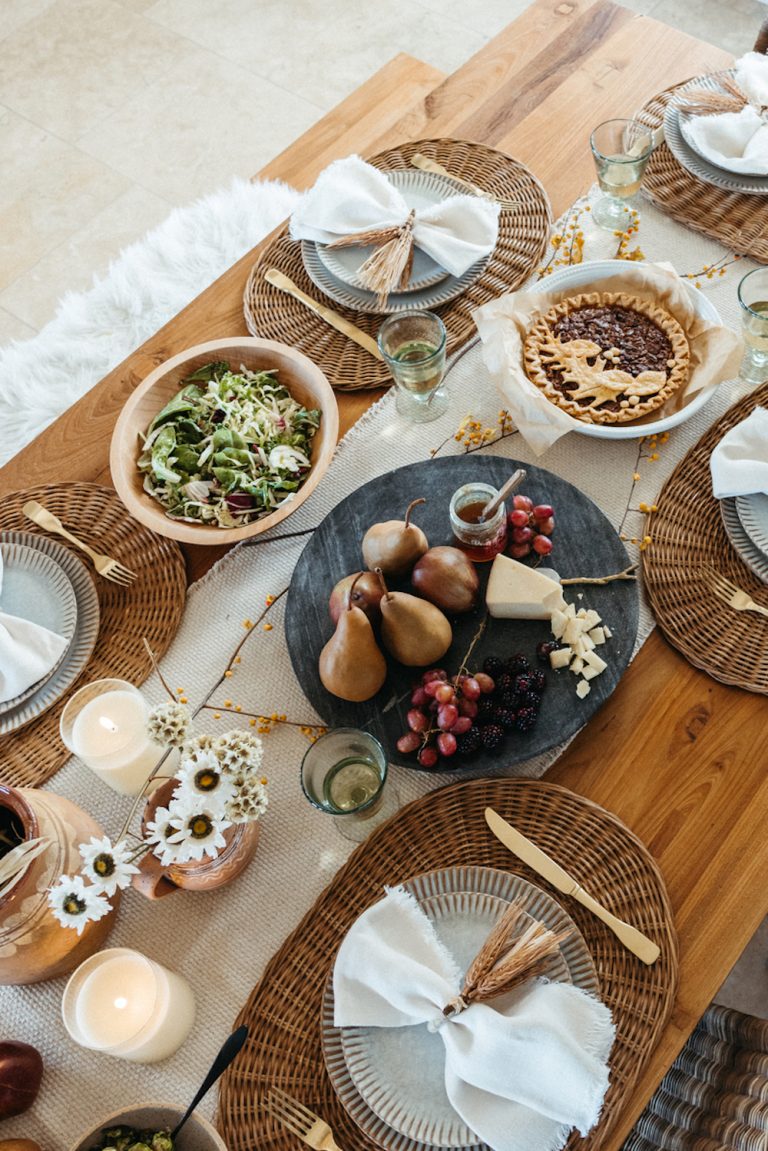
[486,554,566,619]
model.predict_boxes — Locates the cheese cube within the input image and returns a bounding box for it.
[583,610,601,629]
[580,633,595,652]
[563,617,585,645]
[486,554,565,619]
[588,627,606,645]
[603,624,613,639]
[564,602,577,619]
[549,646,572,670]
[576,680,591,699]
[582,664,602,681]
[570,657,584,674]
[550,609,568,640]
[584,649,608,673]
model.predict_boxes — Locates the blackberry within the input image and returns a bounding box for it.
[480,723,505,752]
[514,673,533,695]
[530,670,547,693]
[521,691,542,710]
[515,706,538,733]
[482,656,506,678]
[493,707,517,731]
[495,672,514,695]
[499,690,522,711]
[536,640,559,666]
[457,728,483,757]
[506,653,531,675]
[476,696,496,721]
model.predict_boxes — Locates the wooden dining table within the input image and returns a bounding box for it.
[1,1,764,1147]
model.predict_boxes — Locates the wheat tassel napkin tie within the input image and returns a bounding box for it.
[678,53,768,175]
[333,886,614,1151]
[0,550,68,704]
[710,406,768,498]
[289,155,500,300]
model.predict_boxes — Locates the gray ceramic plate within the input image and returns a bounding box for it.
[322,865,597,1151]
[0,541,78,714]
[0,531,100,735]
[719,499,768,584]
[736,491,768,557]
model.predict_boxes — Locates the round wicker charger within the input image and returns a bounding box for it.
[635,77,768,263]
[0,483,187,787]
[244,138,552,391]
[218,778,678,1151]
[642,381,768,694]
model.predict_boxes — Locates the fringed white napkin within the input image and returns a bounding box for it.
[0,550,68,704]
[682,54,768,176]
[289,155,500,278]
[710,406,768,498]
[333,886,614,1151]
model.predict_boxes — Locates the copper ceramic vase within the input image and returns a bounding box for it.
[0,784,118,985]
[132,779,260,900]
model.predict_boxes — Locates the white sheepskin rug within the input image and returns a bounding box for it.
[0,177,300,467]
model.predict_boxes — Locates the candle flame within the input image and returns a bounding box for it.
[98,715,120,733]
[114,996,128,1010]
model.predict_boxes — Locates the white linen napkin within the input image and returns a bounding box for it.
[0,550,69,704]
[710,406,768,498]
[682,54,768,175]
[289,155,500,278]
[333,886,614,1151]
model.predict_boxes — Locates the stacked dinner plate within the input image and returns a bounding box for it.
[720,493,768,584]
[0,531,100,736]
[663,71,768,196]
[300,169,492,315]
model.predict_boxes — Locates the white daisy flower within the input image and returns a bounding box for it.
[47,874,111,935]
[167,797,231,862]
[145,805,180,867]
[78,835,140,897]
[172,763,234,817]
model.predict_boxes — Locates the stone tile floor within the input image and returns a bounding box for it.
[1,0,767,1018]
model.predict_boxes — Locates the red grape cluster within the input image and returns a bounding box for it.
[507,494,555,560]
[396,653,547,768]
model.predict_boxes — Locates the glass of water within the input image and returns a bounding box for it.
[300,728,398,842]
[738,267,768,385]
[378,310,448,422]
[590,119,654,231]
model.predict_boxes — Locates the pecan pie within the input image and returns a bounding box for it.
[523,291,690,425]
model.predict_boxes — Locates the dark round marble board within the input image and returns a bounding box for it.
[285,455,638,773]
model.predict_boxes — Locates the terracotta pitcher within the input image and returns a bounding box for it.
[132,779,259,900]
[0,784,118,985]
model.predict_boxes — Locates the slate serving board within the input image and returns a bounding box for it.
[285,455,638,773]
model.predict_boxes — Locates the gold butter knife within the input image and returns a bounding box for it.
[485,807,661,965]
[264,268,383,361]
[410,153,521,210]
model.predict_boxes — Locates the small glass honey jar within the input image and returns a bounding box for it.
[449,482,508,562]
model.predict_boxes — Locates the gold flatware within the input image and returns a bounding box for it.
[410,153,522,211]
[263,1087,343,1151]
[264,268,383,361]
[484,807,661,965]
[704,567,768,619]
[22,501,138,587]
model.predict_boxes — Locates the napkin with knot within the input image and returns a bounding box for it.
[289,155,500,278]
[0,549,68,704]
[710,406,768,498]
[333,886,615,1151]
[682,54,768,175]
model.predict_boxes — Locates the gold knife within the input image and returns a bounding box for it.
[264,268,383,361]
[484,807,661,965]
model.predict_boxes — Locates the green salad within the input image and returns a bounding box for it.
[89,1125,173,1150]
[138,361,322,528]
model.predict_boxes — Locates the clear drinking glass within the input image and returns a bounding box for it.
[300,728,398,842]
[738,267,768,385]
[590,119,654,231]
[377,310,448,422]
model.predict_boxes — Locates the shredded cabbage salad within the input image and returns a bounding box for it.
[138,361,322,527]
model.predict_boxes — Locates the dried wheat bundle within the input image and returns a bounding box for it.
[442,898,571,1017]
[327,210,416,303]
[677,75,749,118]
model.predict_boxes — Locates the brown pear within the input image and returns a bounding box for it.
[376,569,452,667]
[319,575,387,701]
[329,570,384,625]
[412,546,479,614]
[361,498,429,577]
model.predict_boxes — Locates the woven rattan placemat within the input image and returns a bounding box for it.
[643,381,768,694]
[244,138,552,391]
[218,778,678,1151]
[0,483,187,787]
[635,77,768,263]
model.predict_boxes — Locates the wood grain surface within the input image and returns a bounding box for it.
[0,5,759,1147]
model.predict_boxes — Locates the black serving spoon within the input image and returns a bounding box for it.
[171,1024,249,1139]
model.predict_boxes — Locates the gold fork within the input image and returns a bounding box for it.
[22,500,138,587]
[410,152,522,211]
[263,1087,344,1151]
[704,567,768,619]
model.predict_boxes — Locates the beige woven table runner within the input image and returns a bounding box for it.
[0,194,758,1149]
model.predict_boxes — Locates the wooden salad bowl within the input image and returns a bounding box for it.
[110,337,339,545]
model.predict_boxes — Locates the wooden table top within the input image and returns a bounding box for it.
[2,2,763,1147]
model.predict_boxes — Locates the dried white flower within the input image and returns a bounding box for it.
[167,797,231,862]
[173,757,235,815]
[147,700,192,748]
[145,805,180,867]
[47,874,112,934]
[78,835,140,897]
[213,730,264,774]
[226,777,269,824]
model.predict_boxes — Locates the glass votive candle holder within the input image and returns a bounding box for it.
[60,679,172,797]
[449,482,508,562]
[737,266,768,385]
[300,728,398,842]
[61,947,195,1063]
[377,310,449,422]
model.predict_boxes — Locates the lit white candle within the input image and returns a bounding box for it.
[62,948,195,1063]
[62,681,172,796]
